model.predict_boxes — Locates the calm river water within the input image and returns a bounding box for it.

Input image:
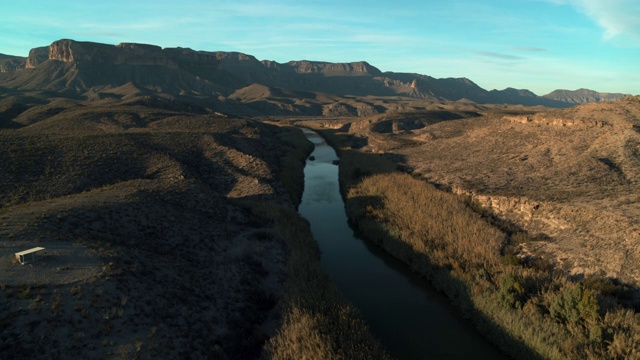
[297,128,509,359]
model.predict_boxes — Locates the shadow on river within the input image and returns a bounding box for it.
[297,128,509,359]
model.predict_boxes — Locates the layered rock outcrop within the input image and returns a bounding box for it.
[45,39,175,67]
[10,38,632,107]
[25,46,49,68]
[503,114,607,127]
[0,57,25,72]
[286,60,382,76]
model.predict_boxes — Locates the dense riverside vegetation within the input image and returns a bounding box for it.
[272,126,315,207]
[263,126,390,359]
[253,201,390,359]
[314,125,640,360]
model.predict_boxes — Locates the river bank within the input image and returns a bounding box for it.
[304,121,640,360]
[297,128,507,359]
[262,125,391,359]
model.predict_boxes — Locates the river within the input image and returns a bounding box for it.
[297,128,508,359]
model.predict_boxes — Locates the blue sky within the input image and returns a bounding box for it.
[1,0,638,95]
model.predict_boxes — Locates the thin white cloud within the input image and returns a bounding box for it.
[510,46,548,52]
[472,51,525,61]
[550,0,640,40]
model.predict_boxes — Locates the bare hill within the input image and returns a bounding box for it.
[1,37,638,359]
[328,96,640,287]
[544,88,630,104]
[0,39,629,113]
[0,93,312,358]
[0,54,25,73]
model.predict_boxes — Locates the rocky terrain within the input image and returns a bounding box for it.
[326,96,640,289]
[0,39,629,118]
[543,88,630,104]
[0,93,310,359]
[1,38,638,359]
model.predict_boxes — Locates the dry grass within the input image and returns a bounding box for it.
[0,98,388,359]
[271,124,315,206]
[348,173,504,271]
[312,113,640,359]
[337,98,640,286]
[248,201,390,360]
[349,171,640,359]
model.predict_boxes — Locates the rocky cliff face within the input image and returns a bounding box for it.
[25,46,49,68]
[45,39,176,67]
[452,186,544,231]
[503,114,607,127]
[0,56,25,73]
[285,60,382,76]
[9,40,229,96]
[162,47,220,69]
[8,38,632,107]
[452,185,640,283]
[115,42,175,67]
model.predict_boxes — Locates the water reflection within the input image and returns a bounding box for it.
[298,128,508,360]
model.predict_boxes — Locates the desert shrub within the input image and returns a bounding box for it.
[547,283,604,346]
[502,253,522,266]
[582,275,630,300]
[275,126,314,206]
[243,201,390,360]
[17,285,31,300]
[549,284,600,326]
[70,286,82,298]
[347,172,504,271]
[499,274,526,309]
[603,309,640,359]
[50,294,63,313]
[311,125,640,360]
[29,294,43,310]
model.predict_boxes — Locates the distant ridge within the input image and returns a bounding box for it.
[543,88,629,104]
[0,39,631,108]
[0,54,25,73]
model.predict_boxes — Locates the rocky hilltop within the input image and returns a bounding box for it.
[0,54,25,73]
[1,38,639,360]
[543,88,630,104]
[341,95,640,285]
[0,39,631,112]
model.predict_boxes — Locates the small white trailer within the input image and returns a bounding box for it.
[15,247,45,265]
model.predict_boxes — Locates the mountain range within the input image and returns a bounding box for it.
[0,39,631,115]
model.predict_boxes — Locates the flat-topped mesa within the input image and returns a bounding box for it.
[48,39,114,62]
[286,60,382,76]
[27,39,177,68]
[210,51,262,70]
[544,88,630,104]
[162,47,219,68]
[14,38,631,107]
[114,42,173,66]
